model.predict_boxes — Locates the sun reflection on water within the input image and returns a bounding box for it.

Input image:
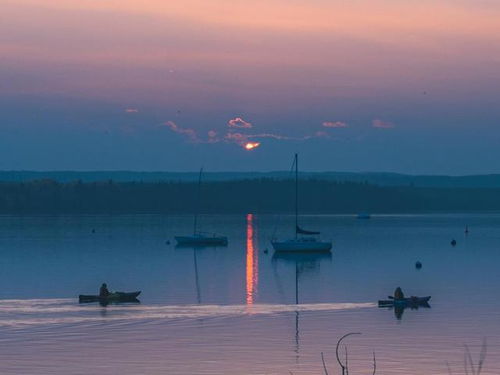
[246,213,259,305]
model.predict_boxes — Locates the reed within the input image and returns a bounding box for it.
[447,339,487,375]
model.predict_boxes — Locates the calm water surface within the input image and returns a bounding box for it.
[0,214,499,374]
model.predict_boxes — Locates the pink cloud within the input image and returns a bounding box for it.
[225,132,248,144]
[322,121,347,128]
[125,108,139,113]
[224,132,257,149]
[164,121,199,142]
[314,131,329,138]
[372,119,395,128]
[225,132,290,145]
[228,117,252,128]
[248,132,331,141]
[248,133,291,140]
[207,130,219,143]
[224,132,267,150]
[163,119,336,148]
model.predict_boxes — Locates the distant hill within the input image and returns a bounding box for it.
[2,170,500,188]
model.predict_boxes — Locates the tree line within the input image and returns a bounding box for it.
[0,178,499,214]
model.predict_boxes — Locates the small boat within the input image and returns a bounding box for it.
[378,296,431,307]
[379,296,431,320]
[175,233,228,246]
[272,238,331,252]
[174,168,228,247]
[271,154,332,253]
[79,291,141,303]
[357,213,371,219]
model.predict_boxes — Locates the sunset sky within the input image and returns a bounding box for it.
[2,0,500,173]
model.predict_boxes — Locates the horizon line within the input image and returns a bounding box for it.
[1,170,500,178]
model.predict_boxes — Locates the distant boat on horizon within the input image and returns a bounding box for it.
[271,154,332,252]
[357,213,371,219]
[174,168,228,247]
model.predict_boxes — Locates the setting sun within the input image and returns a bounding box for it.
[244,142,260,150]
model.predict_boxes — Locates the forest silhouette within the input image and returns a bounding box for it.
[0,178,499,214]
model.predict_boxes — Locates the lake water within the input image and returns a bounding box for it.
[0,214,499,374]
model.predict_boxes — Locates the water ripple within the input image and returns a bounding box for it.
[0,299,375,328]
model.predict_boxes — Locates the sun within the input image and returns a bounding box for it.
[244,142,260,150]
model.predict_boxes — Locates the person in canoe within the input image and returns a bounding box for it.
[99,283,110,298]
[394,287,405,300]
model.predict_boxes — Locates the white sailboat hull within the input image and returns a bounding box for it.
[271,238,332,252]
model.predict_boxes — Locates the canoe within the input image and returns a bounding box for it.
[378,296,431,307]
[79,291,141,303]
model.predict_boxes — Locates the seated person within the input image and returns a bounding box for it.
[99,283,110,297]
[394,287,405,300]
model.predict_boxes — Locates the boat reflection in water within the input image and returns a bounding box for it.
[272,252,332,270]
[176,241,222,304]
[246,214,259,305]
[271,251,332,358]
[174,245,204,303]
[379,300,432,320]
[272,252,332,304]
[193,248,201,304]
[394,301,431,320]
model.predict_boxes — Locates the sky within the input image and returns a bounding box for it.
[1,0,500,174]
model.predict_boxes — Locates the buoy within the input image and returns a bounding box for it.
[451,239,457,246]
[264,248,269,254]
[465,225,469,235]
[166,240,171,245]
[91,229,95,233]
[415,261,422,269]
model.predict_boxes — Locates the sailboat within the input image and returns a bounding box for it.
[175,168,228,246]
[271,154,332,252]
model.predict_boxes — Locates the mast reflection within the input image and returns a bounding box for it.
[246,213,259,305]
[271,251,332,357]
[193,249,201,304]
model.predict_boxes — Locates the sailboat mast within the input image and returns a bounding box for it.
[295,153,298,239]
[193,168,203,235]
